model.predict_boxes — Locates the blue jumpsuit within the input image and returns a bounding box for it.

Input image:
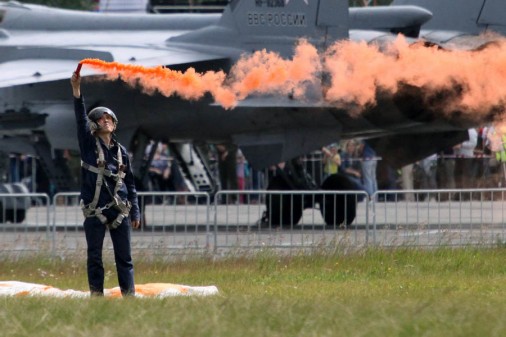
[74,96,140,296]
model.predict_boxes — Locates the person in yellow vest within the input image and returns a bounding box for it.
[489,127,506,187]
[322,144,341,179]
[494,134,506,163]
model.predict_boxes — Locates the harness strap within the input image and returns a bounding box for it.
[96,137,105,164]
[81,161,126,180]
[80,137,130,228]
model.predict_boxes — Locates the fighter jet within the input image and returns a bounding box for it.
[0,0,439,224]
[0,0,497,227]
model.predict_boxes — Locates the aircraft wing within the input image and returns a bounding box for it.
[0,0,432,89]
[0,2,227,88]
[0,44,227,88]
[393,0,506,44]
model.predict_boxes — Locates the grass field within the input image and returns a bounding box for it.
[1,247,506,337]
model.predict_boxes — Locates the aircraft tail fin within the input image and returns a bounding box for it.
[171,0,350,57]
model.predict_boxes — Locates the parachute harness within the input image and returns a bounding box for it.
[80,137,131,229]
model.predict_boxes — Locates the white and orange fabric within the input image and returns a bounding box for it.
[0,281,218,298]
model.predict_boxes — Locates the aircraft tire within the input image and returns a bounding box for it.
[0,183,28,224]
[319,174,358,227]
[0,199,25,223]
[265,175,303,228]
[10,183,28,223]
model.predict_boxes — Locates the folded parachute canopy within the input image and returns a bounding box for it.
[0,281,218,298]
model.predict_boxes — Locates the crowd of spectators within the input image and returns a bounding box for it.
[142,141,265,204]
[383,127,505,201]
[307,126,505,201]
[3,126,506,202]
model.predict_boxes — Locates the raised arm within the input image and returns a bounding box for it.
[70,71,81,98]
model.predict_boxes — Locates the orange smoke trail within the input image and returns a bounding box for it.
[80,35,506,125]
[80,40,321,109]
[227,39,321,100]
[324,35,506,120]
[79,59,236,108]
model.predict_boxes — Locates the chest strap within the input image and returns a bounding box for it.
[80,137,130,229]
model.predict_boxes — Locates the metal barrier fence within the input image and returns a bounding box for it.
[1,188,506,256]
[372,189,506,247]
[49,192,211,256]
[0,193,50,254]
[212,190,369,253]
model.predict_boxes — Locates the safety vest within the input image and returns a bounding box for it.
[496,135,506,163]
[80,137,131,229]
[324,154,340,175]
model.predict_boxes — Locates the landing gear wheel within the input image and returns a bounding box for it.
[0,183,28,223]
[9,183,27,223]
[3,209,26,223]
[319,174,358,227]
[0,202,26,223]
[265,175,304,228]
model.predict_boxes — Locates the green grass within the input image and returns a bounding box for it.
[1,247,506,337]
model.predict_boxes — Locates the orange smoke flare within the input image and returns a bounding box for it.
[324,35,506,121]
[79,40,322,109]
[227,39,321,100]
[80,35,506,128]
[79,58,236,108]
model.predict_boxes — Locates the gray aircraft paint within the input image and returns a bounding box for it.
[0,0,495,172]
